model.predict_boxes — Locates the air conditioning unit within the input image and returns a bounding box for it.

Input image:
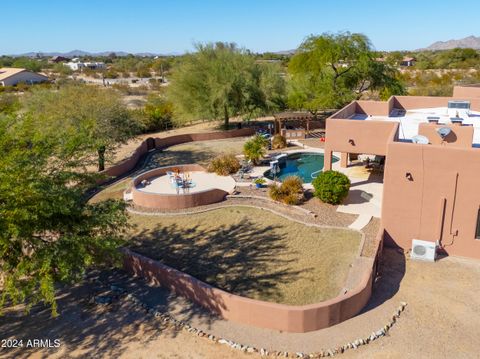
[411,239,437,262]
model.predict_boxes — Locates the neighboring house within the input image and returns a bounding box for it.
[83,62,106,70]
[400,56,416,66]
[49,55,70,63]
[0,68,49,86]
[64,60,105,71]
[65,61,85,71]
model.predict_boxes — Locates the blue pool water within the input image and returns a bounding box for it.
[264,152,338,183]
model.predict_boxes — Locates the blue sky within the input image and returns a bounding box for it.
[2,0,479,54]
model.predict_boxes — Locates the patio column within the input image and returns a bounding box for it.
[323,148,333,171]
[340,152,349,168]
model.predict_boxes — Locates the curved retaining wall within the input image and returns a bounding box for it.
[131,164,230,210]
[97,128,254,184]
[122,228,382,333]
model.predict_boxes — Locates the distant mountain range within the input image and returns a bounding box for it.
[7,49,181,57]
[421,36,480,51]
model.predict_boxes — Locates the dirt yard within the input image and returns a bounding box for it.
[1,248,479,358]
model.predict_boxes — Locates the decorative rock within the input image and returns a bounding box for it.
[108,286,408,358]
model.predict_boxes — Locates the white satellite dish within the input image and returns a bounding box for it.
[436,127,451,139]
[411,135,429,144]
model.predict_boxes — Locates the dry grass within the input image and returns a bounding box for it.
[144,137,246,169]
[128,206,361,305]
[89,179,131,203]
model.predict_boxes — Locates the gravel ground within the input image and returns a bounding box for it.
[2,248,479,358]
[233,186,358,227]
[360,217,381,258]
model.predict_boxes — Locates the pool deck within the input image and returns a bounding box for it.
[252,141,384,229]
[137,171,236,195]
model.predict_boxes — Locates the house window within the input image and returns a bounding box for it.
[475,208,480,240]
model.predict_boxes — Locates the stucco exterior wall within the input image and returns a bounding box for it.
[417,123,473,148]
[453,86,480,99]
[331,101,357,119]
[382,142,480,258]
[356,98,394,116]
[131,164,230,209]
[394,95,480,112]
[325,119,398,156]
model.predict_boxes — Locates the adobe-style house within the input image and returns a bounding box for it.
[324,85,480,259]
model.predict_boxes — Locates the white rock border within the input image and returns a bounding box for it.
[105,285,407,358]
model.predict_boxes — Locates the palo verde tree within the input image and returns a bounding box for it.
[168,42,286,129]
[24,84,139,171]
[287,32,405,115]
[0,112,129,315]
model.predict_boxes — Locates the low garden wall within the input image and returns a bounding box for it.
[131,164,230,210]
[122,228,383,333]
[97,128,255,185]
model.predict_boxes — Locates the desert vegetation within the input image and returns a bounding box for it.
[313,170,351,205]
[268,176,304,205]
[207,153,241,175]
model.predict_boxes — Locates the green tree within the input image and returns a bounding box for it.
[168,42,285,129]
[0,113,129,315]
[11,57,44,72]
[243,134,268,165]
[136,94,174,132]
[288,32,405,113]
[24,85,139,171]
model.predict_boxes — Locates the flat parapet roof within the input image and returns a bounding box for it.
[349,107,480,145]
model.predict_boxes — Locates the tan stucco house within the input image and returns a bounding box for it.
[0,67,49,86]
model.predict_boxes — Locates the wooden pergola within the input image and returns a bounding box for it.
[273,111,314,135]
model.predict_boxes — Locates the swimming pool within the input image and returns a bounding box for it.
[264,152,338,183]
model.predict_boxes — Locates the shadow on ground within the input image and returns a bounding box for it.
[0,219,307,359]
[361,247,406,314]
[129,217,304,305]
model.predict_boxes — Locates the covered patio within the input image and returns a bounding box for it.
[273,111,325,139]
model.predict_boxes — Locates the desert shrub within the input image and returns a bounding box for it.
[268,176,304,205]
[132,94,174,132]
[104,68,119,79]
[0,93,20,114]
[207,154,241,176]
[312,170,350,204]
[271,134,287,149]
[243,134,268,165]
